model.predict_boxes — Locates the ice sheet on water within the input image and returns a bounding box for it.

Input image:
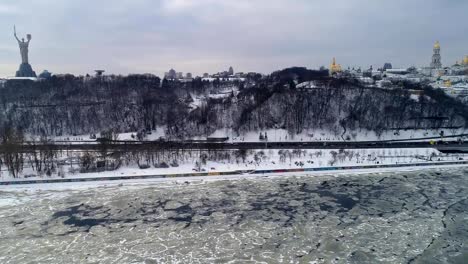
[0,167,467,263]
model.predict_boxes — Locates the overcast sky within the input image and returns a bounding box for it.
[0,0,467,77]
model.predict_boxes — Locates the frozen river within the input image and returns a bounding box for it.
[0,168,467,263]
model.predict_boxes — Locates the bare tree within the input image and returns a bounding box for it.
[1,126,25,178]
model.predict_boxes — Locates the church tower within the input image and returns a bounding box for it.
[329,57,342,75]
[430,41,442,69]
[463,55,468,66]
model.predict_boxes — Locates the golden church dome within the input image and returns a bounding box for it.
[330,57,342,74]
[443,79,452,87]
[434,41,440,49]
[463,55,468,65]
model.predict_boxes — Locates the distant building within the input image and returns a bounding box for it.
[346,67,362,77]
[95,70,105,77]
[38,70,52,79]
[176,72,184,79]
[449,61,466,76]
[203,73,209,78]
[430,41,442,69]
[228,66,234,76]
[164,69,177,79]
[234,72,245,77]
[463,55,468,66]
[420,41,445,77]
[456,55,468,76]
[385,68,409,75]
[217,71,229,78]
[383,63,393,71]
[186,72,193,79]
[329,58,342,75]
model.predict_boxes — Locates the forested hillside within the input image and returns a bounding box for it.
[1,68,467,140]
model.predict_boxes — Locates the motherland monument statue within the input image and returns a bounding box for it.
[14,25,36,77]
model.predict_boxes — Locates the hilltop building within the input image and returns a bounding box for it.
[329,58,342,75]
[95,70,105,77]
[164,69,188,80]
[448,60,467,76]
[164,69,177,79]
[420,41,445,77]
[38,70,52,79]
[383,63,393,71]
[430,41,442,69]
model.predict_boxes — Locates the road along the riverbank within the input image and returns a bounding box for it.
[1,160,468,186]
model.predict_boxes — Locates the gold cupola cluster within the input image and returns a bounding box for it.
[330,57,342,74]
[463,55,468,66]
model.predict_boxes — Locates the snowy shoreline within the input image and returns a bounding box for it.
[1,160,467,187]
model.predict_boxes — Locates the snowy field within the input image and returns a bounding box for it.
[0,167,467,263]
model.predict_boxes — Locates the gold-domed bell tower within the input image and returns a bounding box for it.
[430,41,442,69]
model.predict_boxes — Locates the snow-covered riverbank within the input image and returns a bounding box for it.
[2,148,467,182]
[2,147,467,184]
[2,159,468,188]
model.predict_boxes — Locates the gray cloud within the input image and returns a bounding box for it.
[0,0,467,77]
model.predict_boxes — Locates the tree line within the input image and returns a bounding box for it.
[0,69,466,142]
